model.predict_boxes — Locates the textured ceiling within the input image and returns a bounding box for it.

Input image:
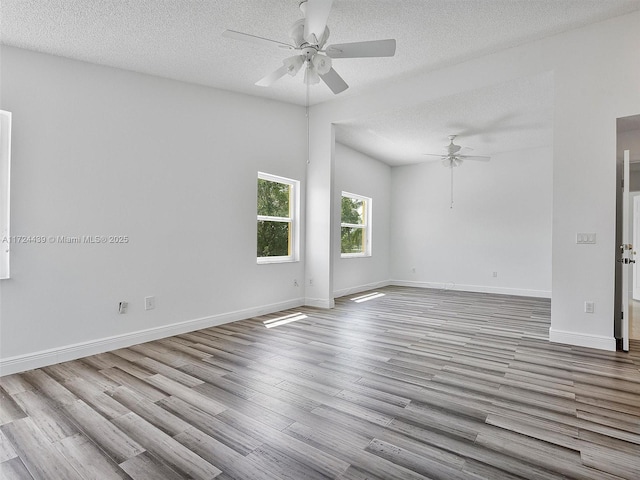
[1,0,638,165]
[335,72,555,166]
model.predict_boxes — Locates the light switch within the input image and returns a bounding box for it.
[576,233,596,244]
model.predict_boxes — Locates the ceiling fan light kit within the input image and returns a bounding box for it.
[222,0,397,94]
[283,55,305,76]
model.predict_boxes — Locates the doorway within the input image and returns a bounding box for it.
[629,193,640,341]
[614,114,640,351]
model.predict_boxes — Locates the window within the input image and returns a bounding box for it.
[257,172,299,263]
[341,192,371,257]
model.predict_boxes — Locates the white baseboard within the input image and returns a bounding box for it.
[549,328,616,351]
[0,298,304,376]
[304,297,335,309]
[391,280,551,299]
[333,280,391,299]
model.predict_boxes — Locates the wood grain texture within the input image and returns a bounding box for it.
[1,286,639,479]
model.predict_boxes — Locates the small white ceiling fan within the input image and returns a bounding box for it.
[424,135,491,208]
[222,0,396,94]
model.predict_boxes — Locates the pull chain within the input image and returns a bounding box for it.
[450,165,454,209]
[306,82,310,165]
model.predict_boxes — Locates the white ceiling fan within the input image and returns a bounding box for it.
[222,0,396,95]
[424,135,491,208]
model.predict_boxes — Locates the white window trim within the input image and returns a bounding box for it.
[257,172,300,264]
[341,191,372,258]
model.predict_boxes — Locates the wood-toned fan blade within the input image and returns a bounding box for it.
[320,68,348,94]
[255,65,289,87]
[222,30,293,49]
[458,155,491,162]
[326,39,396,58]
[303,0,333,44]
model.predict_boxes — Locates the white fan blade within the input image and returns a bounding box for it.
[326,39,396,58]
[320,68,348,94]
[289,19,306,47]
[255,64,289,87]
[423,154,447,159]
[458,155,490,162]
[223,30,294,50]
[303,0,333,44]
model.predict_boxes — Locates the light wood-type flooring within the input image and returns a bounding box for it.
[1,286,639,479]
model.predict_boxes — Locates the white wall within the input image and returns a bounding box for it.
[333,142,390,297]
[549,14,639,350]
[306,11,640,350]
[0,47,307,373]
[390,147,552,297]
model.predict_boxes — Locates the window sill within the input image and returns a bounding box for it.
[341,253,371,259]
[257,257,298,265]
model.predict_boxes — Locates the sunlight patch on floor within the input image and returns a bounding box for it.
[263,312,308,328]
[351,292,385,303]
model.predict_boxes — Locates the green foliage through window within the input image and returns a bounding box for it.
[341,193,370,255]
[258,179,290,217]
[341,226,364,254]
[257,220,290,257]
[257,175,296,260]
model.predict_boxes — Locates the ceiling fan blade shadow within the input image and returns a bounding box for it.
[320,68,348,94]
[326,39,396,58]
[303,0,333,44]
[255,64,290,87]
[448,113,527,138]
[223,30,294,49]
[446,122,478,137]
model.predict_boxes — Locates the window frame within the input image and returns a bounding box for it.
[340,191,372,258]
[257,172,300,264]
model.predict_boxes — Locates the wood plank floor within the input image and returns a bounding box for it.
[1,286,639,479]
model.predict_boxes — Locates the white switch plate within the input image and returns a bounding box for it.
[576,233,597,244]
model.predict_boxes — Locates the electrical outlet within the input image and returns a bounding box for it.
[145,296,156,311]
[309,278,314,286]
[293,279,299,287]
[584,301,594,313]
[492,271,498,278]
